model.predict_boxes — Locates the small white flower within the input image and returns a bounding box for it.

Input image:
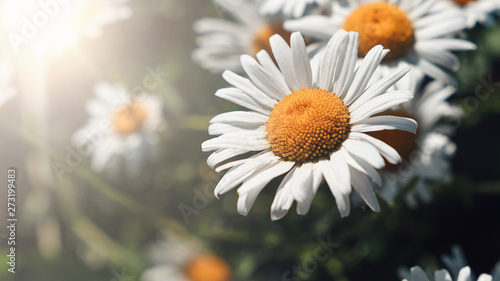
[441,245,500,281]
[72,81,164,176]
[285,0,476,85]
[203,30,417,220]
[403,266,495,281]
[140,235,232,281]
[193,0,293,73]
[260,0,329,18]
[435,0,500,28]
[376,79,461,208]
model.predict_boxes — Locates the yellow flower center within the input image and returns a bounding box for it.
[112,101,148,135]
[453,0,476,6]
[185,254,232,281]
[366,111,416,170]
[342,1,415,61]
[266,88,350,163]
[252,22,292,56]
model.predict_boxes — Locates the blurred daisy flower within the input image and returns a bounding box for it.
[441,245,500,281]
[402,266,495,281]
[285,0,476,85]
[435,0,500,28]
[72,81,164,176]
[376,79,462,208]
[141,235,232,281]
[202,30,417,220]
[259,0,329,18]
[193,0,293,73]
[0,63,17,107]
[1,0,132,55]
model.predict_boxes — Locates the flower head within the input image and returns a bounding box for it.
[192,0,292,73]
[285,0,476,85]
[376,79,462,208]
[72,81,164,176]
[203,30,417,220]
[141,235,232,281]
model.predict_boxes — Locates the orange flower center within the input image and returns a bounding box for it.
[366,111,417,170]
[185,254,232,281]
[342,2,415,61]
[112,101,148,135]
[453,0,476,6]
[266,88,350,163]
[252,22,291,56]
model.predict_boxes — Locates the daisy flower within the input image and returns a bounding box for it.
[435,0,500,28]
[1,0,132,55]
[441,245,500,281]
[72,81,164,176]
[375,79,462,208]
[141,235,232,281]
[260,0,329,18]
[202,30,417,220]
[402,266,495,281]
[192,0,293,73]
[284,0,476,85]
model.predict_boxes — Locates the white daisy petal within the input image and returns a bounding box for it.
[237,160,295,215]
[213,152,277,197]
[290,32,313,89]
[318,160,351,217]
[350,91,414,123]
[241,55,292,100]
[352,116,418,134]
[296,164,323,215]
[350,167,380,212]
[271,167,297,220]
[350,132,402,165]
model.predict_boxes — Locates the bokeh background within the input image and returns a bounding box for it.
[0,0,499,281]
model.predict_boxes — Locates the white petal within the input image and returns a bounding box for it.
[215,87,274,115]
[410,266,431,281]
[296,163,323,215]
[291,32,313,89]
[343,139,385,169]
[237,160,295,215]
[350,167,380,212]
[241,55,291,100]
[349,66,411,112]
[318,160,351,217]
[350,91,414,123]
[349,132,402,165]
[343,45,388,106]
[351,116,418,134]
[213,152,276,197]
[316,29,349,91]
[270,167,297,220]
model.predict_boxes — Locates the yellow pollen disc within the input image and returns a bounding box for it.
[252,22,291,56]
[366,110,416,169]
[185,254,232,281]
[266,88,350,163]
[342,1,415,61]
[112,101,148,135]
[453,0,476,6]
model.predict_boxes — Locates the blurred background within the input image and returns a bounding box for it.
[0,0,499,281]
